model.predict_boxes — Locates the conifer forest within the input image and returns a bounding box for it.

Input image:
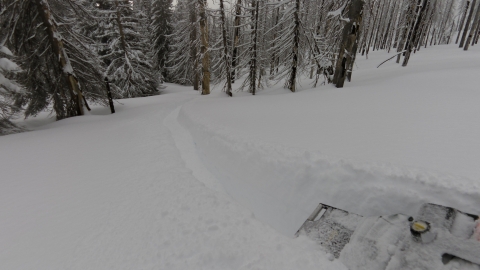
[1,0,479,135]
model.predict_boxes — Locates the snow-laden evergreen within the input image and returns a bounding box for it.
[91,0,158,98]
[151,0,173,82]
[166,0,199,86]
[1,0,107,120]
[0,46,24,135]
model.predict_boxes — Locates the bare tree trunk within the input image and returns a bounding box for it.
[219,0,233,96]
[403,0,428,67]
[372,0,387,51]
[270,1,281,78]
[361,3,372,55]
[460,0,477,48]
[465,0,480,50]
[392,3,405,50]
[333,0,364,88]
[415,0,432,51]
[114,1,128,53]
[35,0,84,119]
[286,0,300,92]
[198,0,210,95]
[231,0,242,83]
[366,1,381,56]
[456,0,471,44]
[423,15,433,48]
[438,0,454,44]
[403,0,422,56]
[447,20,455,44]
[250,0,260,95]
[397,1,416,63]
[190,7,199,90]
[473,19,480,44]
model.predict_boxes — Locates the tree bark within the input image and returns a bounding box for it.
[190,7,199,90]
[231,0,242,83]
[249,0,260,95]
[366,1,381,57]
[473,19,480,44]
[460,0,477,48]
[457,1,471,44]
[219,0,232,96]
[397,1,415,63]
[35,0,84,119]
[270,2,280,78]
[198,0,210,95]
[333,0,364,88]
[114,1,128,53]
[403,0,422,56]
[403,0,428,67]
[438,0,454,44]
[105,77,115,114]
[464,0,480,50]
[286,0,301,92]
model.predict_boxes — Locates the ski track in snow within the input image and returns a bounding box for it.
[2,44,480,269]
[164,104,224,193]
[0,90,344,270]
[176,44,480,236]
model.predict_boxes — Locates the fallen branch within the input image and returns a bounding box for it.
[377,51,406,68]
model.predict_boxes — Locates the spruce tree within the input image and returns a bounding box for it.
[94,0,158,98]
[0,45,24,135]
[151,0,173,81]
[1,0,107,120]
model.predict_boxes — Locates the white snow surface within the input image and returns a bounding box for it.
[0,89,344,269]
[1,43,480,269]
[181,44,480,235]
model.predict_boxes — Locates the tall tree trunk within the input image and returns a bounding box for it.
[333,0,364,88]
[35,0,84,119]
[114,1,128,53]
[438,0,454,44]
[190,7,199,90]
[286,0,300,92]
[366,0,381,56]
[423,14,433,48]
[270,2,280,78]
[403,0,422,56]
[473,18,480,44]
[457,1,471,44]
[361,1,372,55]
[198,0,210,95]
[397,2,415,63]
[219,0,232,96]
[415,0,432,50]
[464,0,480,50]
[373,0,388,51]
[231,0,242,83]
[460,0,477,48]
[249,0,260,95]
[403,0,428,67]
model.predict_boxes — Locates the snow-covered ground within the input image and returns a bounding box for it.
[1,43,479,269]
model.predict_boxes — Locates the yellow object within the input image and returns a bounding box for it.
[412,221,428,232]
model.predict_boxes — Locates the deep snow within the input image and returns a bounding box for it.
[180,44,480,235]
[1,43,479,269]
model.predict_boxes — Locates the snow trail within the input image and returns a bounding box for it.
[164,104,223,192]
[0,88,343,269]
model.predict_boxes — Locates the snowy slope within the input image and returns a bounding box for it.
[180,44,480,235]
[0,89,345,269]
[1,44,479,269]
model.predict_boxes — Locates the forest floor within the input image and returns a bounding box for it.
[1,43,479,269]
